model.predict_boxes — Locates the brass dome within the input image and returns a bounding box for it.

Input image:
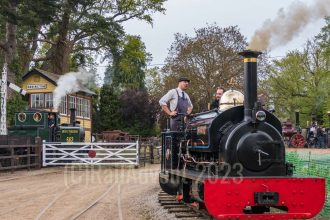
[219,90,244,111]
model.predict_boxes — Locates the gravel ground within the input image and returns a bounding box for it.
[132,187,176,220]
[0,164,172,220]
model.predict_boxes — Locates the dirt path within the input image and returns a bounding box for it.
[0,164,162,220]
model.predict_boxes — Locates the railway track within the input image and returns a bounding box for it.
[71,183,116,220]
[158,191,213,220]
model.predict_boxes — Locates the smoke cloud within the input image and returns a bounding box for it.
[249,0,330,51]
[53,69,93,110]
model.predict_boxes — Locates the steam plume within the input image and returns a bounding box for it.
[249,0,330,51]
[53,69,93,110]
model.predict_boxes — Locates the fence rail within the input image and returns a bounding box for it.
[0,143,41,171]
[43,141,139,166]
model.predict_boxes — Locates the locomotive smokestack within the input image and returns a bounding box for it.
[239,50,262,120]
[70,108,76,126]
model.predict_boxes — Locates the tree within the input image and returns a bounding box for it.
[119,89,157,136]
[315,16,330,127]
[0,0,58,125]
[316,16,330,57]
[34,0,166,74]
[100,34,154,135]
[98,84,121,131]
[265,40,330,127]
[161,24,248,112]
[0,0,59,80]
[105,35,151,90]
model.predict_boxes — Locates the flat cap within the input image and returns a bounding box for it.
[178,77,190,82]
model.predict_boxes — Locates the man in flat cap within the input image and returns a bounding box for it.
[159,77,193,131]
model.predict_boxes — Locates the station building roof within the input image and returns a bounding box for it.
[22,68,96,96]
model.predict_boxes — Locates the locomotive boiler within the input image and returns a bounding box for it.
[159,50,325,219]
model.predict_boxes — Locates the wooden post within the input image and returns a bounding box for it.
[27,138,31,171]
[35,137,42,169]
[144,144,146,167]
[150,142,154,164]
[10,146,14,173]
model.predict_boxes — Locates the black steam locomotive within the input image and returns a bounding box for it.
[159,50,325,219]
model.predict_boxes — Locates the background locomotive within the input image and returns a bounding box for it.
[8,108,85,143]
[159,50,325,219]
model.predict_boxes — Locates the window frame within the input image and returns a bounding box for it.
[45,93,53,108]
[30,93,44,109]
[59,96,68,115]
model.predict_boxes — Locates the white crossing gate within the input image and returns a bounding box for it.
[43,141,139,166]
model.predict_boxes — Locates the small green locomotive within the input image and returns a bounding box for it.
[8,109,85,142]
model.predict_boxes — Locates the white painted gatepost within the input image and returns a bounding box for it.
[42,141,139,166]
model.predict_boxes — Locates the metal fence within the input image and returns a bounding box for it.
[286,151,330,218]
[43,141,139,166]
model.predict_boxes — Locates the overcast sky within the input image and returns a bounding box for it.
[121,0,327,66]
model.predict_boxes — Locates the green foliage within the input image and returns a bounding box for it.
[119,89,158,136]
[1,0,166,75]
[316,16,330,57]
[316,17,330,127]
[264,40,330,127]
[4,53,27,126]
[95,85,158,136]
[7,93,27,126]
[106,35,151,90]
[99,34,157,136]
[98,85,122,131]
[34,0,165,74]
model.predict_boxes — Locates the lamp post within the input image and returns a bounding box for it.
[295,110,300,132]
[327,111,330,127]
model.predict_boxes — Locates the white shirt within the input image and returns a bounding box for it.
[159,87,193,111]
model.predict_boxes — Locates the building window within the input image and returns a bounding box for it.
[31,94,44,108]
[59,96,67,115]
[77,97,83,117]
[67,96,90,119]
[30,93,53,109]
[84,99,90,118]
[45,93,53,108]
[69,96,76,113]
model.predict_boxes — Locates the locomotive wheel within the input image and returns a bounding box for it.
[289,133,306,148]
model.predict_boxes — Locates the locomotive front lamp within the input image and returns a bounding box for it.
[256,110,266,121]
